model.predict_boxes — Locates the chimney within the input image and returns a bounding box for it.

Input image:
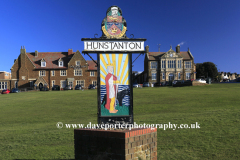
[68,49,73,56]
[35,50,38,57]
[20,46,26,55]
[176,45,180,54]
[145,45,149,53]
[20,46,26,67]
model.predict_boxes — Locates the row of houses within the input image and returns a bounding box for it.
[219,72,240,81]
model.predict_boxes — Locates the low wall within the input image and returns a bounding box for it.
[74,128,157,160]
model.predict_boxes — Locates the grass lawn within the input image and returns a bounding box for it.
[0,84,239,159]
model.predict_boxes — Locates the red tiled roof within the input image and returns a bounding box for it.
[87,60,97,70]
[26,52,74,69]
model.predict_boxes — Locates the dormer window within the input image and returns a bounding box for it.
[59,58,63,67]
[41,59,46,67]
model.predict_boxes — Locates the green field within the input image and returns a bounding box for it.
[0,84,239,159]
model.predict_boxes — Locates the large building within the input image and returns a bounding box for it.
[10,46,97,90]
[143,45,196,84]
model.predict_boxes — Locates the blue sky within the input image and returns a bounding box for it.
[1,0,240,73]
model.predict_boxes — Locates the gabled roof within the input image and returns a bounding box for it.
[148,52,165,60]
[25,51,97,70]
[87,60,97,70]
[148,51,192,60]
[179,51,191,60]
[26,52,74,69]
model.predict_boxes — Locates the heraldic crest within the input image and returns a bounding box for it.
[101,5,127,39]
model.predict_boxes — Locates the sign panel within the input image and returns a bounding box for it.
[83,41,145,52]
[99,53,131,116]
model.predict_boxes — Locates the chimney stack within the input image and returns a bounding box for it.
[176,45,180,54]
[20,46,26,54]
[68,49,73,56]
[145,45,149,53]
[35,50,38,57]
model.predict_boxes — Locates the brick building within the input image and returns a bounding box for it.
[0,71,11,91]
[10,46,97,90]
[0,71,11,79]
[143,45,196,84]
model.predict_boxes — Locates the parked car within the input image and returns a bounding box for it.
[173,80,178,85]
[194,79,206,83]
[64,85,72,90]
[1,89,10,94]
[142,82,150,87]
[40,87,49,91]
[52,85,60,91]
[133,83,138,88]
[88,84,96,89]
[154,82,162,87]
[11,88,20,93]
[75,85,82,90]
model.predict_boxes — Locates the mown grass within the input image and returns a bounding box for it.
[0,84,239,159]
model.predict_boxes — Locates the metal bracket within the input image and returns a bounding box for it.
[132,53,144,65]
[84,52,98,66]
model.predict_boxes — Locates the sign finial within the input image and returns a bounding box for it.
[101,6,127,39]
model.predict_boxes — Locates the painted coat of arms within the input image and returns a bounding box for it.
[101,6,127,38]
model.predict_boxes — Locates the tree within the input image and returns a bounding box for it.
[196,62,218,80]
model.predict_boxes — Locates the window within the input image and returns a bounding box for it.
[186,73,191,80]
[39,70,45,76]
[185,61,191,68]
[162,73,165,80]
[178,60,182,68]
[0,82,7,90]
[92,81,97,86]
[76,80,84,87]
[90,71,94,76]
[30,81,33,87]
[61,80,66,88]
[60,70,67,76]
[178,73,181,80]
[74,69,82,76]
[41,61,46,67]
[167,60,175,68]
[52,80,55,87]
[76,61,80,66]
[162,60,165,68]
[51,70,55,76]
[151,61,157,69]
[5,73,8,76]
[68,81,73,88]
[59,60,63,67]
[152,73,156,80]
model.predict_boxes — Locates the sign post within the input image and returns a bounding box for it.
[75,6,158,160]
[82,6,146,126]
